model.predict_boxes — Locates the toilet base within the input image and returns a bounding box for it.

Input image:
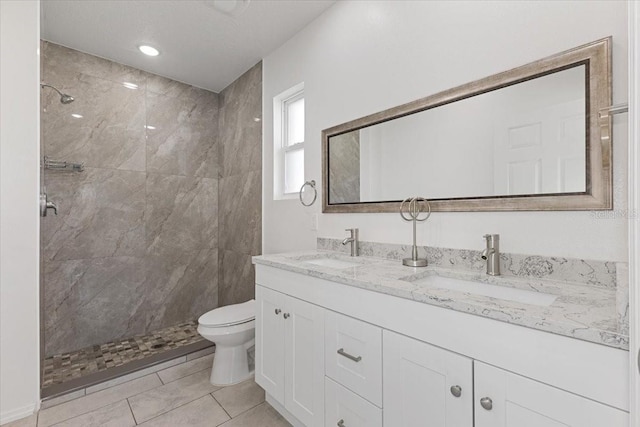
[210,339,255,386]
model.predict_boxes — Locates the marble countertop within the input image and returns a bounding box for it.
[253,250,628,350]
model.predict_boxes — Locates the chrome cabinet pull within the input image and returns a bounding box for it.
[283,313,290,319]
[450,385,462,397]
[480,397,493,410]
[337,348,362,362]
[274,308,281,315]
[337,420,345,427]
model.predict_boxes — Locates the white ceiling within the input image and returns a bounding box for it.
[41,0,335,92]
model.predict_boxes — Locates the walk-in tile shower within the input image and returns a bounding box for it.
[40,41,262,397]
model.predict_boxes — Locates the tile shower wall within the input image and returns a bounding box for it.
[218,63,263,306]
[328,131,360,204]
[41,42,220,356]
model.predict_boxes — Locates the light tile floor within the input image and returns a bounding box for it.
[6,355,291,427]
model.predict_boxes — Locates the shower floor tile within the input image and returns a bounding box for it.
[42,321,204,389]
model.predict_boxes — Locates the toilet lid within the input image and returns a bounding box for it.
[198,299,255,327]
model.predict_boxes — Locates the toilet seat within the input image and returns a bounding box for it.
[198,299,255,328]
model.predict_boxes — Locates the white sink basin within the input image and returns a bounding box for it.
[304,258,362,269]
[411,275,558,307]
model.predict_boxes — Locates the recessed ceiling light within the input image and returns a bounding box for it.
[138,45,160,56]
[123,82,139,89]
[71,113,83,119]
[204,0,250,17]
[145,125,156,130]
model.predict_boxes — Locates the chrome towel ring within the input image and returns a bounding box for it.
[299,180,317,207]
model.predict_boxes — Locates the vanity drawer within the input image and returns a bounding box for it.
[325,377,382,427]
[325,310,382,406]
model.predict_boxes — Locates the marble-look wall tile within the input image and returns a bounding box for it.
[44,256,147,356]
[317,238,618,287]
[42,42,146,87]
[42,42,221,357]
[145,174,218,256]
[219,62,262,178]
[146,89,219,178]
[42,72,146,172]
[136,249,219,331]
[43,168,146,262]
[329,130,360,204]
[217,62,262,306]
[219,171,261,255]
[219,250,255,306]
[145,73,207,100]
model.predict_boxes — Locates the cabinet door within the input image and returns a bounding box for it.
[383,330,473,427]
[284,295,325,427]
[255,285,286,404]
[474,362,628,427]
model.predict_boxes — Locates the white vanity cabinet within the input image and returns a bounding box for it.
[254,263,629,427]
[384,331,628,427]
[474,362,628,427]
[383,330,473,427]
[255,285,325,427]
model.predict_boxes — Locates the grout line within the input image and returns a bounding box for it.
[159,366,212,386]
[210,392,233,420]
[157,370,166,385]
[40,373,162,425]
[229,400,264,420]
[133,390,219,425]
[46,400,128,427]
[126,398,139,426]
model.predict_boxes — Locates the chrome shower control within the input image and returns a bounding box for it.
[283,313,290,319]
[274,308,281,315]
[40,190,58,217]
[450,385,462,397]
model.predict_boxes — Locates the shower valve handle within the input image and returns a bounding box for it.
[40,191,58,217]
[46,201,58,215]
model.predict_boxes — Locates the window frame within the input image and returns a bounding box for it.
[273,83,305,200]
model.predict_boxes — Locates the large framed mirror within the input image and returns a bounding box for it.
[322,38,612,213]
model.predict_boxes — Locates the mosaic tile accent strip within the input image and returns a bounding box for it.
[42,321,203,388]
[317,238,618,288]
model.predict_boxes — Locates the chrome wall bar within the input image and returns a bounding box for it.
[43,156,84,172]
[599,103,629,119]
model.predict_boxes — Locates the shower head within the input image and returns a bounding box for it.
[40,83,74,104]
[60,94,75,104]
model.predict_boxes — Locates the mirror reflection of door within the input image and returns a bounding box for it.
[493,99,586,196]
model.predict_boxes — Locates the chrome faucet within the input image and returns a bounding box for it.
[342,228,359,257]
[481,234,500,276]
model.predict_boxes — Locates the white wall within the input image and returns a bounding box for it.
[0,1,41,424]
[263,0,628,261]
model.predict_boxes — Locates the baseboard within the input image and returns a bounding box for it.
[0,402,37,425]
[265,393,305,427]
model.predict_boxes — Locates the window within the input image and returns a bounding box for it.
[274,83,305,199]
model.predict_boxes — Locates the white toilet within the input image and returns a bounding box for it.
[197,299,256,386]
